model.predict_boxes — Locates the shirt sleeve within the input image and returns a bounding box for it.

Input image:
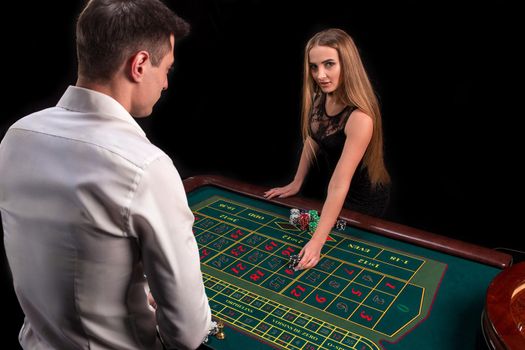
[128,154,211,350]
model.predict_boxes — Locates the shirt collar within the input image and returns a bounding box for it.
[56,85,146,137]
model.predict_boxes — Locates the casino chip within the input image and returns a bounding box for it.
[336,219,347,231]
[288,254,301,270]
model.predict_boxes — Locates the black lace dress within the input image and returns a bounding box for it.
[309,93,390,217]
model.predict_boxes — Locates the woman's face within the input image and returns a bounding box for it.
[308,45,341,93]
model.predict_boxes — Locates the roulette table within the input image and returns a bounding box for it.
[184,175,512,350]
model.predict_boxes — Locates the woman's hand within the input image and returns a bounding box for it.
[295,238,324,270]
[264,180,301,199]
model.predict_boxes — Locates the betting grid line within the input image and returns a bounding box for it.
[293,261,388,333]
[199,197,423,280]
[326,234,426,318]
[193,205,368,345]
[202,201,413,329]
[369,264,427,336]
[320,224,427,299]
[295,241,428,336]
[245,284,372,350]
[194,198,424,336]
[193,199,379,349]
[198,196,425,273]
[208,282,314,350]
[195,197,298,286]
[204,271,378,350]
[194,199,343,349]
[270,215,430,335]
[309,243,401,333]
[203,273,379,350]
[317,235,430,334]
[325,237,424,277]
[195,205,421,337]
[192,196,439,346]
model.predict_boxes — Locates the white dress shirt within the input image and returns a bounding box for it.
[0,86,211,350]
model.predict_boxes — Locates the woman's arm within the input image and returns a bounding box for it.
[296,110,373,270]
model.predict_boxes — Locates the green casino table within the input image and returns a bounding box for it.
[184,175,512,350]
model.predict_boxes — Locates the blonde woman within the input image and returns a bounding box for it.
[265,28,390,270]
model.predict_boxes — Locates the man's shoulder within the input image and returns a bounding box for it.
[9,107,58,129]
[8,106,170,171]
[89,123,169,171]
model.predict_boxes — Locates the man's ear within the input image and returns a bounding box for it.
[129,51,150,82]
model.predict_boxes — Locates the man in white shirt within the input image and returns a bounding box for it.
[0,0,212,349]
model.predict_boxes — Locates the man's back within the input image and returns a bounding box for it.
[0,86,210,349]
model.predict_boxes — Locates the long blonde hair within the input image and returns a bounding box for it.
[301,28,390,186]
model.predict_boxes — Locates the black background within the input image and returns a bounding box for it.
[1,1,522,348]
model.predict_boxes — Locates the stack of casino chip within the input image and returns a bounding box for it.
[291,209,347,233]
[288,254,301,269]
[298,211,310,231]
[336,218,347,230]
[308,210,319,233]
[289,209,300,226]
[290,208,322,233]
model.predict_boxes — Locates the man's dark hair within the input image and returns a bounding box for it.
[76,0,190,81]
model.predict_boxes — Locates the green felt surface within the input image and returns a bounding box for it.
[189,186,501,350]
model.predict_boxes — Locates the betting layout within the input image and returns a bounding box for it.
[191,195,447,350]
